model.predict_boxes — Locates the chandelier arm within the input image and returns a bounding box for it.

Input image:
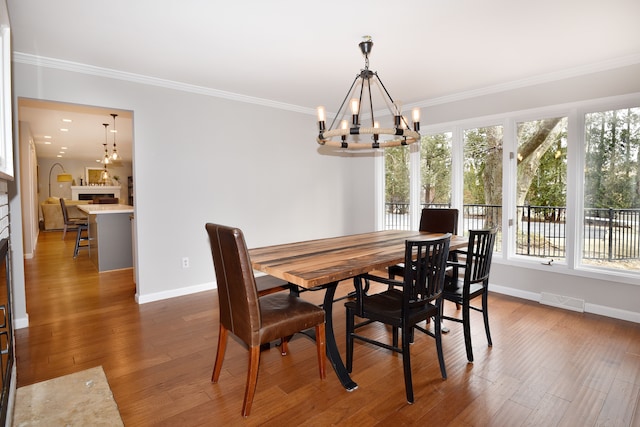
[373,72,396,109]
[327,74,361,131]
[356,77,365,125]
[366,77,375,127]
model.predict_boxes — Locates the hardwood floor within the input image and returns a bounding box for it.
[17,230,640,426]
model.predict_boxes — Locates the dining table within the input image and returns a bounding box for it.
[248,229,468,391]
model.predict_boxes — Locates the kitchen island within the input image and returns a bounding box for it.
[77,204,134,272]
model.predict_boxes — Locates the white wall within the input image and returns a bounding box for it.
[10,56,640,326]
[10,61,376,323]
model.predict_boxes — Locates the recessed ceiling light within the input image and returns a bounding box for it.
[44,135,51,139]
[44,141,52,145]
[62,118,72,123]
[61,146,68,150]
[56,154,62,158]
[60,128,68,132]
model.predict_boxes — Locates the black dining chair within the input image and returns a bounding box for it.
[441,227,497,362]
[60,198,89,257]
[345,234,451,403]
[205,223,326,417]
[388,208,459,280]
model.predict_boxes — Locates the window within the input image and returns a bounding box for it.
[420,132,452,207]
[384,146,410,229]
[516,117,568,260]
[582,107,640,272]
[463,125,502,251]
[379,94,640,281]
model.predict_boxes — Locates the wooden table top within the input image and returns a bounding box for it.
[249,230,468,289]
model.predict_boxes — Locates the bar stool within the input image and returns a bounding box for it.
[60,198,89,257]
[74,222,89,258]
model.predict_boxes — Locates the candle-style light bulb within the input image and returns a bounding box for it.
[340,119,348,142]
[412,107,421,132]
[350,98,359,126]
[393,101,403,128]
[400,116,408,130]
[317,106,326,132]
[373,121,380,143]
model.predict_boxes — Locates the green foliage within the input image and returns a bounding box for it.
[420,133,451,204]
[525,126,567,207]
[385,146,410,203]
[585,108,640,209]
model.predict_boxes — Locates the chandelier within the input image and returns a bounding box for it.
[316,37,420,149]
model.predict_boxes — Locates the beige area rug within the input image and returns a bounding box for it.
[13,366,124,426]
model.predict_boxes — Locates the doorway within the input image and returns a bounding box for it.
[17,98,134,258]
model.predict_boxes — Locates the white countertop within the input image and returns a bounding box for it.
[77,204,134,214]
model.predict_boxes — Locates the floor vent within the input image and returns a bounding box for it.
[540,292,585,313]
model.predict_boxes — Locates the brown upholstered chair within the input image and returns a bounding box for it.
[346,234,451,403]
[205,223,326,417]
[442,228,497,362]
[60,198,89,257]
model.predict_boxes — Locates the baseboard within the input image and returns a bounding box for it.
[490,283,640,324]
[14,315,29,330]
[136,281,215,304]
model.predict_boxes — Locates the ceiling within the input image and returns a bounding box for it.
[18,99,133,162]
[8,0,640,160]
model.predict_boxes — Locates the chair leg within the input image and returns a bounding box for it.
[392,326,399,348]
[401,325,414,404]
[62,225,67,240]
[482,289,492,347]
[280,336,290,356]
[315,323,326,380]
[463,301,474,362]
[73,227,83,258]
[242,345,261,417]
[212,324,228,383]
[345,307,354,373]
[434,311,447,379]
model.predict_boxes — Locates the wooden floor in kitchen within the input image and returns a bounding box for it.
[16,230,640,426]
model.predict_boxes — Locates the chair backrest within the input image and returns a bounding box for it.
[419,208,458,234]
[59,198,71,225]
[462,228,497,287]
[402,234,451,310]
[205,223,262,347]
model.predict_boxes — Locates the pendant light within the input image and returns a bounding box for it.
[102,123,110,165]
[110,113,119,161]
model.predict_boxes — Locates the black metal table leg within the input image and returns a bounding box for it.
[323,281,358,391]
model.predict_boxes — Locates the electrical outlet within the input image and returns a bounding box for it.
[182,257,189,268]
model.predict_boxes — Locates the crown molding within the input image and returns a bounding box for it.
[14,51,640,117]
[13,52,311,115]
[406,53,640,110]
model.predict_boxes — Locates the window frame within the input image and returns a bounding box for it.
[378,93,640,285]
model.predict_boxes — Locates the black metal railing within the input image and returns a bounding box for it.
[516,205,566,258]
[385,203,640,261]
